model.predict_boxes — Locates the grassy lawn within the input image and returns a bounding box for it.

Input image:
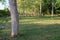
[0,16,60,40]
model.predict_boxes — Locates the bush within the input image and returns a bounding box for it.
[0,8,10,17]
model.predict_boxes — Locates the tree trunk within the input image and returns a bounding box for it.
[40,0,43,16]
[9,0,19,37]
[51,0,54,16]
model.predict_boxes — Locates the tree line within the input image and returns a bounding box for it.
[0,0,60,16]
[17,0,60,16]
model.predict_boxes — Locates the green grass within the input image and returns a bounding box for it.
[0,16,60,40]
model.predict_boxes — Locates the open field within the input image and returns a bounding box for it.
[0,16,60,40]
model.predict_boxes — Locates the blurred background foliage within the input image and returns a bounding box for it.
[0,0,60,16]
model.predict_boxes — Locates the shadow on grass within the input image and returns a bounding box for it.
[0,16,60,40]
[0,23,60,40]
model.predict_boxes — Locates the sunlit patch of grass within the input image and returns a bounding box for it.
[20,16,60,24]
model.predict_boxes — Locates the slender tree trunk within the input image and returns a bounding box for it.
[9,0,19,37]
[40,0,43,16]
[51,0,54,16]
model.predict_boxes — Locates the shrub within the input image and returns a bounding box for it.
[0,8,10,17]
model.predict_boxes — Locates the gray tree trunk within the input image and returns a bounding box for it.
[40,0,43,16]
[51,0,54,16]
[9,0,19,37]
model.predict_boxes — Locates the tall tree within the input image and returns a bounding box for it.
[51,0,56,16]
[9,0,19,37]
[40,0,43,16]
[51,0,54,16]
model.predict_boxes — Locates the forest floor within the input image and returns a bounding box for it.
[0,16,60,40]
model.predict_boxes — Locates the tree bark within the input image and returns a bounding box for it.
[51,0,54,16]
[9,0,19,37]
[40,0,43,16]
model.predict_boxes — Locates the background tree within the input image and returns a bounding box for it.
[51,0,54,16]
[55,0,60,15]
[51,0,56,16]
[40,0,43,16]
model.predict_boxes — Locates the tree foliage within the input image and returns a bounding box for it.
[0,8,10,17]
[0,0,60,16]
[17,0,60,16]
